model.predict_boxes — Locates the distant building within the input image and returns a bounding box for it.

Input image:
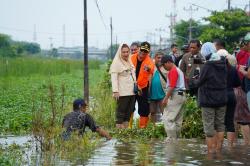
[57,46,108,61]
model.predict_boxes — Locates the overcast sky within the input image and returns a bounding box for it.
[0,0,249,49]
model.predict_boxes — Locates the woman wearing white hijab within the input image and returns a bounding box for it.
[110,43,136,128]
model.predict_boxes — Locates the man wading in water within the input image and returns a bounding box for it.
[62,98,111,140]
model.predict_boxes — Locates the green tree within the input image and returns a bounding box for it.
[0,34,41,57]
[0,34,11,48]
[199,9,250,51]
[174,20,207,46]
[14,41,41,54]
[0,34,17,57]
[107,44,119,59]
[49,48,58,57]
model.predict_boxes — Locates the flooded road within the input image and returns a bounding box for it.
[87,139,250,166]
[1,136,250,165]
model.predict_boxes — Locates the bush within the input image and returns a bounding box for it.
[181,96,204,138]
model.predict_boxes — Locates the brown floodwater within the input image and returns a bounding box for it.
[1,136,250,165]
[86,139,250,166]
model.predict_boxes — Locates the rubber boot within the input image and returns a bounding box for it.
[139,116,149,128]
[128,113,134,129]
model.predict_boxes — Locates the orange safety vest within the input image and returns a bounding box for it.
[131,53,154,89]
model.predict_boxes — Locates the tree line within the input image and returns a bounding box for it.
[174,9,250,52]
[0,33,41,57]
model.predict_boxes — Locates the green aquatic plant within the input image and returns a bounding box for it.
[181,96,204,138]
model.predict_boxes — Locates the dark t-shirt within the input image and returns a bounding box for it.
[227,65,241,91]
[62,110,99,139]
[136,59,143,80]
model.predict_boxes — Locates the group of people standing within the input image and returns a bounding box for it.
[110,41,186,141]
[109,33,250,153]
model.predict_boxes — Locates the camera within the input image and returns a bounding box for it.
[193,57,204,64]
[192,67,200,79]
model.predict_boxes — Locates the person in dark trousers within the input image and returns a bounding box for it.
[128,42,140,128]
[225,60,241,148]
[62,98,111,140]
[131,41,155,128]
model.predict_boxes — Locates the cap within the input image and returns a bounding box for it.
[140,41,151,53]
[73,98,87,110]
[181,44,189,51]
[161,55,174,64]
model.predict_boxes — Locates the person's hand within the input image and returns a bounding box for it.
[144,65,151,72]
[239,65,247,74]
[162,97,168,107]
[138,88,143,96]
[113,92,119,101]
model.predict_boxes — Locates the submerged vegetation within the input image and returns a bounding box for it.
[0,56,205,164]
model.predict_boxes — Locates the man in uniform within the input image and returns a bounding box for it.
[180,40,204,97]
[131,41,154,128]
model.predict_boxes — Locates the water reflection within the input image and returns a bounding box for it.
[87,139,250,166]
[1,136,249,165]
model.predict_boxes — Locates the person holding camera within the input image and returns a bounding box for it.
[193,42,227,153]
[180,39,205,97]
[131,41,154,128]
[110,43,136,129]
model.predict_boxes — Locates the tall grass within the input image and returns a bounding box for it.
[0,57,101,77]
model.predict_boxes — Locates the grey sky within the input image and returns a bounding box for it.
[0,0,249,49]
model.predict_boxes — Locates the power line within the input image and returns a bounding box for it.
[190,3,214,12]
[184,5,198,41]
[0,26,161,36]
[94,0,107,30]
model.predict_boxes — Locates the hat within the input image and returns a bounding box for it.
[73,98,87,110]
[140,41,151,53]
[181,44,189,51]
[161,55,174,64]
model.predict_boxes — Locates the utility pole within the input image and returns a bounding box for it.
[110,17,113,59]
[155,28,165,49]
[244,1,250,15]
[184,5,198,41]
[228,0,231,10]
[166,13,176,43]
[33,24,37,42]
[83,0,89,104]
[63,24,65,47]
[166,0,177,44]
[49,37,53,49]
